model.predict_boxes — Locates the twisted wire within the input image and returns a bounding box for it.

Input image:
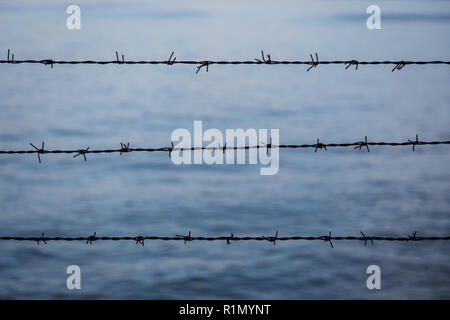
[2,50,449,73]
[1,231,448,247]
[0,136,448,162]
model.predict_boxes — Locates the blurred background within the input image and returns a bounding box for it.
[0,0,449,299]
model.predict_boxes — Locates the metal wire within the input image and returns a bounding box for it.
[2,50,449,251]
[2,50,450,72]
[0,136,448,163]
[1,231,449,248]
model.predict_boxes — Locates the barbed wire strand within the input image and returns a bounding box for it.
[2,50,450,73]
[0,136,448,163]
[1,231,449,247]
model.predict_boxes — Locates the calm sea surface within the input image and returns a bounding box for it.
[0,0,449,299]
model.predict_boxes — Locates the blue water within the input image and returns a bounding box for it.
[0,0,449,299]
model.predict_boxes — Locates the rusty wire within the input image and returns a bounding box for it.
[0,136,448,162]
[0,231,449,247]
[2,50,450,73]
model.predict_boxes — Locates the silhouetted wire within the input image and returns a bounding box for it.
[1,231,449,247]
[2,50,450,73]
[0,136,448,162]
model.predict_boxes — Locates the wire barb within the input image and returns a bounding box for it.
[119,142,130,155]
[408,134,420,151]
[196,61,210,74]
[255,50,272,64]
[360,231,374,246]
[262,230,279,245]
[167,51,176,65]
[345,60,359,70]
[86,232,97,245]
[30,141,46,163]
[314,139,327,152]
[36,232,47,246]
[7,49,15,64]
[260,137,272,155]
[354,136,370,152]
[134,236,145,246]
[176,231,192,244]
[408,231,418,241]
[169,142,174,158]
[42,59,54,68]
[392,61,407,72]
[227,232,234,245]
[323,231,334,248]
[73,147,89,162]
[115,51,125,64]
[307,53,319,71]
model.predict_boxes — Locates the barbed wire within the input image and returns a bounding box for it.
[1,231,449,247]
[0,136,448,163]
[2,50,450,73]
